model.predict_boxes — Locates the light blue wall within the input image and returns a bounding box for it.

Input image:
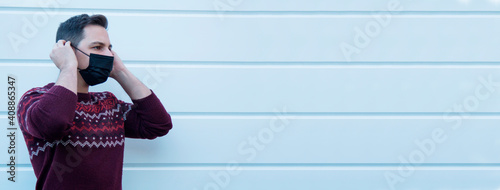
[2,0,500,189]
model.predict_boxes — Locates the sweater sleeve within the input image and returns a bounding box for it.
[17,85,77,141]
[120,90,173,139]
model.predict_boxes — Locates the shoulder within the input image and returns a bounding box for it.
[19,82,55,101]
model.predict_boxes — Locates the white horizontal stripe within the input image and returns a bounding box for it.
[123,166,500,171]
[171,115,500,120]
[4,62,500,69]
[5,114,500,120]
[2,9,500,18]
[3,166,500,171]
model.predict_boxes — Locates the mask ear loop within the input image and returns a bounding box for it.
[71,45,90,57]
[70,44,90,71]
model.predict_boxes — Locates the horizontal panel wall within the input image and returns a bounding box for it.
[3,169,500,190]
[1,13,500,62]
[2,64,500,113]
[1,2,499,190]
[1,0,500,11]
[3,116,500,165]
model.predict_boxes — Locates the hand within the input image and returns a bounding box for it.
[108,49,152,100]
[109,50,128,79]
[50,40,78,71]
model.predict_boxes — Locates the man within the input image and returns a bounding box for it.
[17,14,173,190]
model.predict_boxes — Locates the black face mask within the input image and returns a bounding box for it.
[73,46,114,86]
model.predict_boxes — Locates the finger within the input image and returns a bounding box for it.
[54,40,62,48]
[57,40,65,47]
[64,41,71,47]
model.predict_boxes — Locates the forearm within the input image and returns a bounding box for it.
[54,64,78,95]
[113,68,151,100]
[51,40,78,94]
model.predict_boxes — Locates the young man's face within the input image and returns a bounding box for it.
[75,24,113,70]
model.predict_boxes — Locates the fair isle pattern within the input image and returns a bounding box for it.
[72,125,121,132]
[75,103,133,121]
[75,103,122,119]
[22,87,46,96]
[29,138,125,159]
[122,103,132,121]
[18,83,131,160]
[79,91,110,105]
[23,101,36,133]
[76,91,133,121]
[18,87,46,134]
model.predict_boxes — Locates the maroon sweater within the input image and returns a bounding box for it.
[17,83,173,190]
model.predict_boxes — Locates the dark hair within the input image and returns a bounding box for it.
[55,14,108,47]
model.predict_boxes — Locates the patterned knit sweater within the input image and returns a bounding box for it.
[17,83,173,190]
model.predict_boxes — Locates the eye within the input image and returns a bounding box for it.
[92,46,102,50]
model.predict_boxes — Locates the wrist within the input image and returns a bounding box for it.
[60,62,78,72]
[110,68,129,81]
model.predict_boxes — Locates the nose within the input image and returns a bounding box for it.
[103,48,113,57]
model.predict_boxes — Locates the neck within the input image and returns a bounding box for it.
[77,73,89,93]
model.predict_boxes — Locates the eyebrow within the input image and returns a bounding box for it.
[88,41,112,49]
